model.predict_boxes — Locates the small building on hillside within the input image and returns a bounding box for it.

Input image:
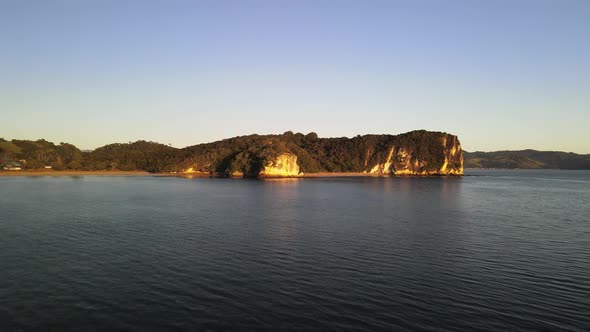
[2,162,22,171]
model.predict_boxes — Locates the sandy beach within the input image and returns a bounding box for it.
[0,170,160,177]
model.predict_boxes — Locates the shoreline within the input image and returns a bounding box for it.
[0,170,159,177]
[0,170,463,178]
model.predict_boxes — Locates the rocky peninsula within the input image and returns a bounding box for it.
[1,130,463,177]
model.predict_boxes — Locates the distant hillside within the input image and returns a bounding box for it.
[464,150,590,169]
[0,138,83,170]
[0,131,464,176]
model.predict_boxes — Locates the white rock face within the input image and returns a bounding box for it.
[439,135,463,175]
[368,147,395,174]
[259,153,302,177]
[366,134,463,175]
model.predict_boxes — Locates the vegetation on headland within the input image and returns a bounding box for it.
[4,134,588,173]
[1,131,460,175]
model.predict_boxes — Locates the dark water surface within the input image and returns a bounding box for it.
[1,170,589,331]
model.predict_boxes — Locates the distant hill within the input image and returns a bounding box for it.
[0,138,83,170]
[464,150,590,169]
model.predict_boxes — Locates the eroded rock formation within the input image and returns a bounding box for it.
[365,134,463,175]
[259,153,302,177]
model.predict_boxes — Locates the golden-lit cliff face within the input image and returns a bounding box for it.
[439,135,463,175]
[259,153,302,177]
[367,134,463,176]
[369,147,396,174]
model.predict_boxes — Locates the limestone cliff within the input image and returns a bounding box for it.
[258,153,302,177]
[366,133,463,175]
[439,135,463,175]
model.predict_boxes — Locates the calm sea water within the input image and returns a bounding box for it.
[1,170,589,331]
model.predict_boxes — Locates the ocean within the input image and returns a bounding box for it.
[1,170,589,331]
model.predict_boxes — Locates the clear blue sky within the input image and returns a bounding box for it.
[1,0,589,152]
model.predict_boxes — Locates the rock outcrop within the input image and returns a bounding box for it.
[439,135,463,175]
[175,130,463,177]
[258,153,302,177]
[42,129,461,177]
[366,133,463,175]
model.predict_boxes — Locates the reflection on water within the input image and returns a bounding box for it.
[261,179,301,246]
[261,177,302,182]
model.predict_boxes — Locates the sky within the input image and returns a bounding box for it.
[1,0,589,153]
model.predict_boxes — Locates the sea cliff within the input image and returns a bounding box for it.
[259,153,303,177]
[364,133,463,176]
[178,130,463,177]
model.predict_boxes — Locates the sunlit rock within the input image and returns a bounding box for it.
[259,153,303,177]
